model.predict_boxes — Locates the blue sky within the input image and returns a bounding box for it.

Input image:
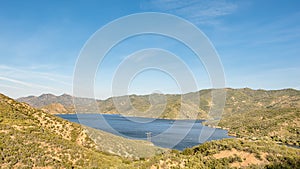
[0,0,299,99]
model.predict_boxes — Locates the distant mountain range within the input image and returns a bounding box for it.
[17,93,94,114]
[17,93,74,107]
[17,88,300,118]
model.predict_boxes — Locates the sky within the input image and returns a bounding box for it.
[0,0,300,99]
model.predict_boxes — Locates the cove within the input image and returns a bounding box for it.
[57,114,233,150]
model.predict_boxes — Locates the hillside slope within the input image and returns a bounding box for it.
[0,93,126,168]
[0,94,164,168]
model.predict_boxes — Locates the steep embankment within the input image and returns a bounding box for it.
[0,94,164,168]
[0,93,125,168]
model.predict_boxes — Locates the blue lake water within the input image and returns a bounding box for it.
[57,114,233,150]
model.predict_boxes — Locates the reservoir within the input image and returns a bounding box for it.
[58,114,233,150]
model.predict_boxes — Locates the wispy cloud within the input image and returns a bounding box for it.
[140,0,238,25]
[0,76,63,91]
[249,13,300,46]
[0,83,22,90]
[0,65,72,98]
[0,65,72,86]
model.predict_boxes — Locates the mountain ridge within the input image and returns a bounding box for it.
[17,88,300,118]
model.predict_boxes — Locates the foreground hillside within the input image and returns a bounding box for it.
[0,94,163,168]
[0,93,123,168]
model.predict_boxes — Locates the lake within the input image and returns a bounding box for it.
[57,114,233,150]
